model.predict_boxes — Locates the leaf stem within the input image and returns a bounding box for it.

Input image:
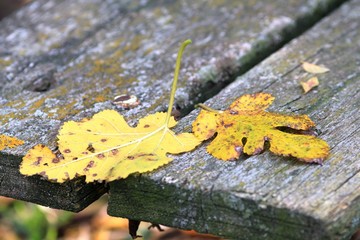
[165,39,192,126]
[196,103,223,113]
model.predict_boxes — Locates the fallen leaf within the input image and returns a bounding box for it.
[302,61,329,74]
[21,107,200,183]
[20,39,201,183]
[193,93,329,163]
[301,76,319,93]
[0,134,24,150]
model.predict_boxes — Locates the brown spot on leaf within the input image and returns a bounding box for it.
[137,153,155,157]
[206,130,216,139]
[52,158,60,164]
[144,124,150,128]
[133,153,157,161]
[84,161,95,171]
[224,123,233,128]
[111,149,119,155]
[64,149,71,153]
[33,156,42,166]
[97,153,105,159]
[127,156,135,160]
[87,161,94,168]
[87,144,95,153]
[54,149,63,159]
[101,138,107,142]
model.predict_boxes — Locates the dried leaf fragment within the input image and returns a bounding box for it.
[113,94,140,109]
[20,110,201,182]
[0,134,24,151]
[302,62,329,74]
[301,76,319,93]
[193,93,329,163]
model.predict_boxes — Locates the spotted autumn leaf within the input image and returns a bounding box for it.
[0,134,24,151]
[20,110,200,183]
[20,39,201,183]
[193,93,329,163]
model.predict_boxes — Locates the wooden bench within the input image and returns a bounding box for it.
[0,0,358,239]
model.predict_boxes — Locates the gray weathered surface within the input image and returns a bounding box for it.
[0,0,345,211]
[108,1,360,239]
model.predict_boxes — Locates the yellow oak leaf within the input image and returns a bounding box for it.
[20,110,201,182]
[0,134,24,151]
[302,62,329,74]
[193,93,329,163]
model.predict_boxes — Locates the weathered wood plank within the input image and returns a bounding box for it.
[108,0,360,239]
[1,0,345,210]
